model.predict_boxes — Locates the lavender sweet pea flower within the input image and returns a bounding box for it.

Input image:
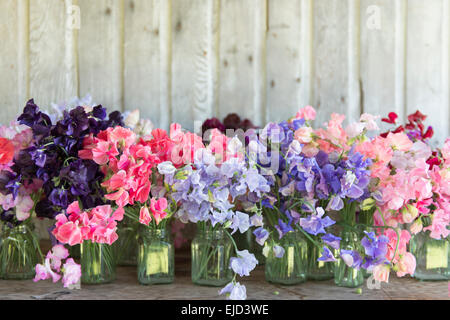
[273,245,285,258]
[321,233,341,250]
[318,246,336,262]
[250,214,264,227]
[299,207,335,236]
[253,227,269,246]
[340,250,363,270]
[326,195,344,211]
[230,250,258,277]
[361,231,389,270]
[219,282,247,300]
[230,211,250,234]
[275,219,294,239]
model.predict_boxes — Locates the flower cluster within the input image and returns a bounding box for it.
[0,99,124,223]
[52,201,124,246]
[34,244,81,288]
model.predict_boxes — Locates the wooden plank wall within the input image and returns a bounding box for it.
[0,0,449,147]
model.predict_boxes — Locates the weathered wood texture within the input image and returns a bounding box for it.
[0,0,449,143]
[0,245,448,300]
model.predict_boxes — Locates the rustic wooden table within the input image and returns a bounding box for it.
[0,249,448,300]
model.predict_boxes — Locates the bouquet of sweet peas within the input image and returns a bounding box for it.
[246,106,394,287]
[158,128,270,299]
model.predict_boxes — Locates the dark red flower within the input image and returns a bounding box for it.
[223,113,242,130]
[407,110,427,123]
[381,112,398,124]
[426,157,441,169]
[423,126,434,139]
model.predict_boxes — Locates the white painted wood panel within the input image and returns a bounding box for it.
[0,0,28,123]
[360,0,397,124]
[29,0,78,109]
[266,0,302,123]
[123,0,162,126]
[78,0,123,112]
[406,0,448,147]
[218,0,266,126]
[312,0,354,128]
[171,0,220,132]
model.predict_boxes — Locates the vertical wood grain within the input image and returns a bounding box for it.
[406,0,447,146]
[360,0,397,123]
[29,0,78,108]
[159,0,172,130]
[442,0,450,138]
[78,0,124,111]
[218,0,266,126]
[395,0,406,124]
[171,0,219,132]
[266,0,302,123]
[123,0,161,126]
[348,0,361,123]
[0,0,28,123]
[300,0,313,111]
[312,0,352,127]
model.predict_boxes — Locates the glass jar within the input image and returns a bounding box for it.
[80,240,116,284]
[410,232,449,281]
[265,231,308,285]
[0,223,40,280]
[334,230,364,287]
[115,217,139,266]
[137,227,174,285]
[307,238,334,280]
[191,228,232,286]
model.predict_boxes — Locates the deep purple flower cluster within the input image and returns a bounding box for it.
[1,99,124,221]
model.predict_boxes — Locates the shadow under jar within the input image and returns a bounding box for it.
[265,230,308,285]
[0,223,40,280]
[410,232,449,281]
[80,240,116,284]
[137,227,174,285]
[191,228,232,287]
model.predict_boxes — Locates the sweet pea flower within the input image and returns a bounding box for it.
[150,197,168,225]
[0,137,15,165]
[396,252,416,277]
[219,282,247,300]
[62,258,82,288]
[296,106,316,121]
[229,250,258,277]
[373,264,390,283]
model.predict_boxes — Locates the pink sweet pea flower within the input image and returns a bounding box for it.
[150,197,168,225]
[373,264,390,283]
[296,106,316,121]
[15,195,34,221]
[396,252,416,277]
[139,206,152,225]
[62,258,81,288]
[294,127,314,144]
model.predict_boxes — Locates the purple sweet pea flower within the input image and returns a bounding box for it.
[230,211,250,235]
[340,249,363,270]
[229,250,258,277]
[299,207,335,236]
[219,282,247,300]
[318,246,336,262]
[253,227,269,246]
[273,245,285,258]
[321,233,341,250]
[275,219,294,239]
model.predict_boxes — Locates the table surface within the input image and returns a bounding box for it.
[0,252,448,300]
